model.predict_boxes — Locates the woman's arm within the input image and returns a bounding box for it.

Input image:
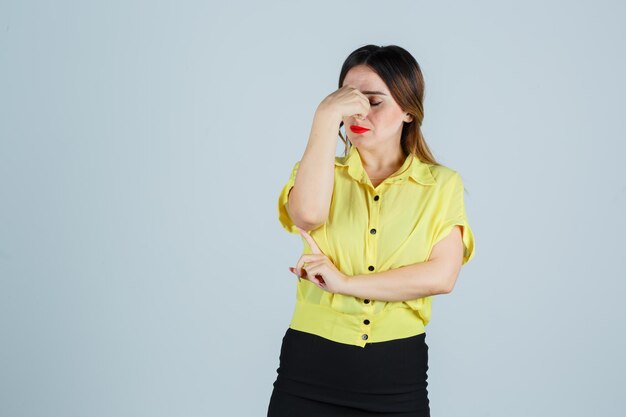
[339,226,465,302]
[286,108,339,231]
[286,85,371,231]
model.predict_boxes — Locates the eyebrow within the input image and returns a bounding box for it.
[361,90,387,96]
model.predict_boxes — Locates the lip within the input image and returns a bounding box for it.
[350,125,370,134]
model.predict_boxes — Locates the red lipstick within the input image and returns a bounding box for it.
[350,125,370,134]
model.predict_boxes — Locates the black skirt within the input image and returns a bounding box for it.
[267,327,430,416]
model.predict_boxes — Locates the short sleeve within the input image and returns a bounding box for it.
[277,160,301,234]
[432,172,476,265]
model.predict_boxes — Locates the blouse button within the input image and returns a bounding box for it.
[362,334,369,340]
[368,265,375,271]
[370,228,376,234]
[374,195,379,201]
[364,299,370,304]
[364,319,370,325]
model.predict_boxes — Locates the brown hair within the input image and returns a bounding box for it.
[337,44,440,166]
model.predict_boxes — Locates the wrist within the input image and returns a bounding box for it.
[338,273,355,296]
[314,105,342,127]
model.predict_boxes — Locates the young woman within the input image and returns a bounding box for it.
[267,44,476,417]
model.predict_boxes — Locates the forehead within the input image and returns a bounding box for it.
[342,65,389,94]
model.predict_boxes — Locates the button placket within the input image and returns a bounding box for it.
[362,296,373,341]
[361,315,371,341]
[367,189,380,278]
[362,190,381,344]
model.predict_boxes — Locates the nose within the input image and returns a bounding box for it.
[353,113,367,123]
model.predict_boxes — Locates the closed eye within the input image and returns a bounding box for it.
[370,102,382,106]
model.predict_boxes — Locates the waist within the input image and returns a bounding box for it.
[289,299,426,348]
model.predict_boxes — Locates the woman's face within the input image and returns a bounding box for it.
[341,65,413,148]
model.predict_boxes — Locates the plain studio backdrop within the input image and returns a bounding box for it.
[1,1,625,416]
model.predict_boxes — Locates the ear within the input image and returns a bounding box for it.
[404,113,414,123]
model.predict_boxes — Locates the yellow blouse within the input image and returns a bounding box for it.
[277,145,475,347]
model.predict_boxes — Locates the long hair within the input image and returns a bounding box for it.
[337,44,439,165]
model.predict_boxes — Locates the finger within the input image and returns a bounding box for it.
[295,254,313,277]
[288,266,302,282]
[305,263,327,285]
[295,260,305,278]
[360,95,371,115]
[302,260,319,282]
[353,89,370,105]
[296,227,323,255]
[304,265,324,287]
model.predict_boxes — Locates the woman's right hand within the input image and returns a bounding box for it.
[316,85,371,125]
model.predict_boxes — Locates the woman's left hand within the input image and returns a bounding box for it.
[289,226,348,294]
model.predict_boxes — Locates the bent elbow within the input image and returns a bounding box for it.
[295,220,326,232]
[441,282,454,295]
[289,206,327,232]
[287,189,328,231]
[294,214,327,232]
[441,272,460,294]
[287,205,328,231]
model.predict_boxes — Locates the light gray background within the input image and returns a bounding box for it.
[1,0,625,416]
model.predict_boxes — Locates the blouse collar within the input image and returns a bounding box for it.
[334,145,436,186]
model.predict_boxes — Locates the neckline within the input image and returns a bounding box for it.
[352,146,414,181]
